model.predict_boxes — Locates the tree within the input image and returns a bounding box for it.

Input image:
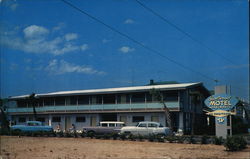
[27,93,37,121]
[150,88,172,131]
[0,98,10,134]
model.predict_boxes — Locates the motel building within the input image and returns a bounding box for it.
[6,81,211,134]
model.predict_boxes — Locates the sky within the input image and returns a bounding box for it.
[0,0,249,101]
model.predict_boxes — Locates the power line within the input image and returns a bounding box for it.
[60,0,217,82]
[135,0,236,65]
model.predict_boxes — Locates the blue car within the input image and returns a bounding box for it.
[11,121,53,133]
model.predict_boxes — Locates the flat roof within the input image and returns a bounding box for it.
[9,82,204,99]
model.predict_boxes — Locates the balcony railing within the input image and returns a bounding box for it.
[8,102,179,113]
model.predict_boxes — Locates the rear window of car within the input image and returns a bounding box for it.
[101,123,108,127]
[138,123,147,127]
[109,123,115,127]
[148,123,158,128]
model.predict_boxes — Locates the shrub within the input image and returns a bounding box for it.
[213,136,224,145]
[119,133,126,140]
[148,134,156,142]
[64,131,72,137]
[166,136,175,143]
[201,135,209,144]
[188,135,196,144]
[176,136,185,143]
[111,133,118,140]
[224,136,247,151]
[137,134,144,141]
[156,135,165,142]
[57,131,64,137]
[128,134,136,141]
[87,131,95,139]
[103,134,111,140]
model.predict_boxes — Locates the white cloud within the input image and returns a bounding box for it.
[124,19,134,24]
[64,33,78,41]
[46,60,106,75]
[1,25,88,55]
[23,25,49,39]
[119,46,135,53]
[80,44,88,51]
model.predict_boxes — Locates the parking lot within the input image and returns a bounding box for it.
[1,136,250,159]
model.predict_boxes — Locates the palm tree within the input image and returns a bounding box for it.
[27,93,37,121]
[150,88,172,131]
[0,98,10,134]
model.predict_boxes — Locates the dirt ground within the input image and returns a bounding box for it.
[0,136,249,159]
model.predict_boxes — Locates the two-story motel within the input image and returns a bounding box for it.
[7,82,210,133]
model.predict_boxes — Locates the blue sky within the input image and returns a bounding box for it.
[0,0,249,101]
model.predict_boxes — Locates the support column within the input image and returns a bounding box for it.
[48,114,52,126]
[215,85,232,138]
[178,112,184,130]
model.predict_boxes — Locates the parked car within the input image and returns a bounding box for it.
[10,121,53,133]
[120,121,171,136]
[83,121,125,136]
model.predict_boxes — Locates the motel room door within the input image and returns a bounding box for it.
[65,116,71,131]
[90,116,97,126]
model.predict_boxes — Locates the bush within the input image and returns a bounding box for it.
[111,133,118,140]
[56,131,64,137]
[188,135,196,144]
[119,133,126,140]
[201,135,209,144]
[128,134,136,141]
[137,134,144,141]
[213,136,224,145]
[103,134,111,140]
[176,136,185,143]
[156,135,165,142]
[166,136,176,143]
[224,136,247,151]
[148,134,156,142]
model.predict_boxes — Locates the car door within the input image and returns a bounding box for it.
[147,123,158,135]
[136,123,148,135]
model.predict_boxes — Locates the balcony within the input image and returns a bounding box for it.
[7,101,179,114]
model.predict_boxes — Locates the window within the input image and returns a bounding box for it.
[55,97,65,106]
[131,93,145,103]
[102,123,108,127]
[163,91,178,101]
[28,122,39,126]
[148,123,158,128]
[70,96,77,105]
[132,116,144,123]
[52,117,61,122]
[18,117,26,123]
[146,93,152,102]
[138,123,147,127]
[44,98,54,106]
[103,94,116,104]
[76,117,86,122]
[109,123,115,127]
[17,100,27,108]
[96,95,102,104]
[78,96,89,105]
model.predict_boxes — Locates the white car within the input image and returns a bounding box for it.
[120,121,171,136]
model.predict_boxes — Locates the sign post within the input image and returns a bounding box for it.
[205,93,239,138]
